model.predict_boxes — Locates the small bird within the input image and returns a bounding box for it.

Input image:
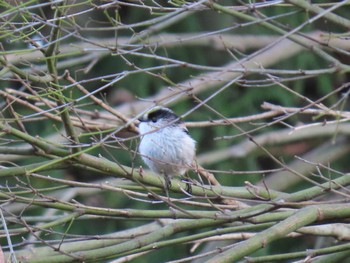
[138,107,196,188]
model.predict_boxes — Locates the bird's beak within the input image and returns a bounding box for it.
[137,116,146,126]
[137,115,146,124]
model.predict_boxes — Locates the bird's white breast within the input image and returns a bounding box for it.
[139,122,196,177]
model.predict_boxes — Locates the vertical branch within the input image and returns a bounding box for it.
[45,1,81,153]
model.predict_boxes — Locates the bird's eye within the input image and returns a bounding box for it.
[151,117,157,123]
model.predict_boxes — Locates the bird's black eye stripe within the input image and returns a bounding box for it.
[148,110,163,120]
[147,111,158,122]
[148,108,176,122]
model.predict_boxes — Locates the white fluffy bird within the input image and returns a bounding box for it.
[138,107,196,188]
